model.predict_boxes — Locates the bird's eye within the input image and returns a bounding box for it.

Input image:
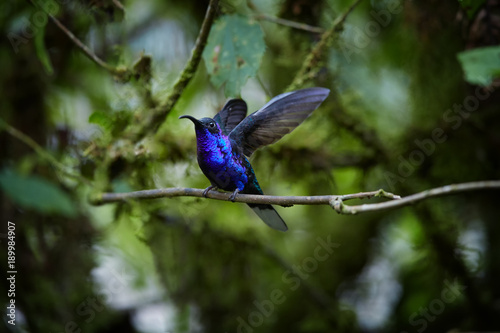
[209,122,216,128]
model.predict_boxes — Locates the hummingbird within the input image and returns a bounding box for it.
[179,87,330,231]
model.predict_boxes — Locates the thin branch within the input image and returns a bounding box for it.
[90,187,397,206]
[111,0,125,12]
[28,0,130,78]
[254,14,325,34]
[259,0,387,164]
[48,15,119,73]
[255,74,272,97]
[287,0,363,91]
[135,0,219,138]
[0,119,91,185]
[332,181,500,214]
[90,181,500,215]
[247,0,324,34]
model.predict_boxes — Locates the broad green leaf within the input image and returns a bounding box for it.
[89,111,113,131]
[458,0,485,19]
[0,168,77,217]
[457,46,500,85]
[203,15,266,97]
[34,20,54,75]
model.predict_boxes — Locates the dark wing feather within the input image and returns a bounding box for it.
[229,87,330,156]
[213,99,248,134]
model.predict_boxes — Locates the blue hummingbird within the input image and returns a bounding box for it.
[179,87,330,231]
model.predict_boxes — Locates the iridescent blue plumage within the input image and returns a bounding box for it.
[180,87,330,231]
[194,120,250,193]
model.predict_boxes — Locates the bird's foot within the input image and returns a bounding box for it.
[203,185,217,197]
[229,189,240,202]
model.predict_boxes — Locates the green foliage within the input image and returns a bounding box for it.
[89,110,114,132]
[0,168,77,217]
[458,0,485,19]
[203,14,266,97]
[3,0,500,332]
[457,46,500,85]
[34,23,54,75]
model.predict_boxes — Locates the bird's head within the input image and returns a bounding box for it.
[179,115,223,138]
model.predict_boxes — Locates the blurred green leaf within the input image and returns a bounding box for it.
[112,178,134,193]
[458,0,485,19]
[0,168,77,217]
[202,15,265,97]
[457,46,500,85]
[89,111,113,131]
[34,21,54,75]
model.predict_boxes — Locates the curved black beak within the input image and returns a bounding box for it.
[179,115,202,128]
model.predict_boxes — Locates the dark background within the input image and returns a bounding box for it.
[1,0,500,332]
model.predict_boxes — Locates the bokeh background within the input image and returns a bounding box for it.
[1,0,500,332]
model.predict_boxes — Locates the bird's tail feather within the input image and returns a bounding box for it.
[248,204,288,232]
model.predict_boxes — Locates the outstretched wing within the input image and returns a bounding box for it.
[229,87,330,156]
[213,99,248,134]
